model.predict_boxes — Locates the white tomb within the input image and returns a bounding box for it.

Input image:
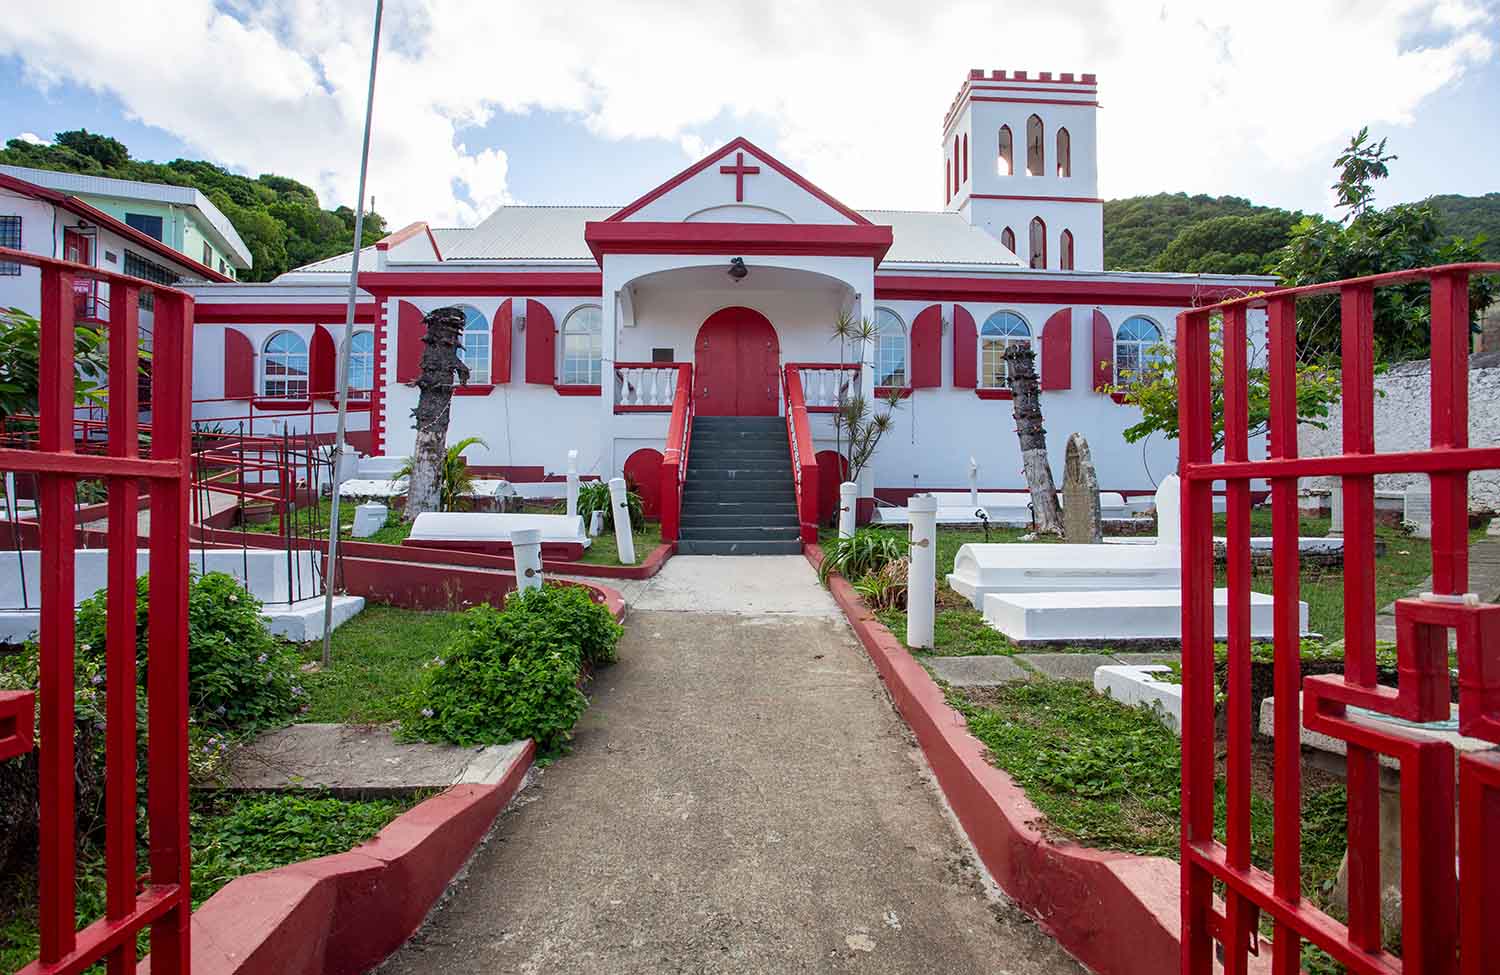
[947,475,1183,608]
[1403,486,1433,538]
[981,587,1308,644]
[351,502,389,538]
[1094,664,1183,733]
[0,548,364,644]
[874,489,1134,527]
[405,512,591,558]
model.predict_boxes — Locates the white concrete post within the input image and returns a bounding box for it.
[589,510,604,537]
[511,528,543,593]
[1154,474,1182,547]
[1327,477,1343,537]
[838,481,858,539]
[565,449,580,519]
[968,456,979,508]
[609,476,636,564]
[907,493,937,650]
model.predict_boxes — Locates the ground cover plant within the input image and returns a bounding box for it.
[576,519,663,565]
[576,480,644,533]
[406,584,622,756]
[297,605,470,723]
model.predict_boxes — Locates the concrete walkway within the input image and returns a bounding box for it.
[380,556,1083,974]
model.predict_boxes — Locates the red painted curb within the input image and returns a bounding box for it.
[156,739,535,975]
[339,557,627,621]
[805,543,1231,975]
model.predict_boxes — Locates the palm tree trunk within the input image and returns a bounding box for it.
[406,306,469,521]
[1004,344,1063,534]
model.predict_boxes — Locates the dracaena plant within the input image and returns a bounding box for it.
[828,311,903,484]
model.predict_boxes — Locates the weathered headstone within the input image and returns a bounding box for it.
[1328,479,1344,536]
[1061,433,1103,544]
[1404,485,1433,539]
[351,502,389,538]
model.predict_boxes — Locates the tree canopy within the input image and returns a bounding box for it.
[0,130,386,282]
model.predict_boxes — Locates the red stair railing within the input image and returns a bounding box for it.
[659,363,693,542]
[1178,262,1500,975]
[0,246,195,974]
[783,364,819,544]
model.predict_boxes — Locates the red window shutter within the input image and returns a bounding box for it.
[909,304,942,388]
[309,325,336,398]
[1092,309,1114,392]
[395,300,424,384]
[1040,309,1072,391]
[224,328,255,399]
[492,299,512,384]
[952,305,977,388]
[525,299,556,385]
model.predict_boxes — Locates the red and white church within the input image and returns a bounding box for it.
[186,70,1273,534]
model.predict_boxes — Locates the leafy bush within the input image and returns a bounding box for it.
[407,584,622,755]
[576,479,644,532]
[74,571,303,729]
[818,528,907,584]
[852,556,908,610]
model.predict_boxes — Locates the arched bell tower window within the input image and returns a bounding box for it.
[1056,127,1072,178]
[1000,226,1016,254]
[962,133,969,183]
[1029,217,1047,269]
[998,126,1013,176]
[1059,229,1075,270]
[1026,115,1044,177]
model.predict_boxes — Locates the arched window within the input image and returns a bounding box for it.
[346,330,375,392]
[998,126,1013,176]
[962,133,969,183]
[1026,114,1044,177]
[1115,316,1165,383]
[1056,127,1072,178]
[873,308,907,387]
[979,311,1032,389]
[952,135,961,190]
[262,330,308,398]
[1029,216,1047,269]
[456,304,490,384]
[561,305,603,385]
[1000,226,1016,254]
[1059,229,1075,271]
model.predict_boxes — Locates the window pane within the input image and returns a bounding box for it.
[562,306,603,385]
[0,215,19,275]
[457,305,490,383]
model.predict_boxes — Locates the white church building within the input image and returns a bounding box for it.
[186,70,1273,537]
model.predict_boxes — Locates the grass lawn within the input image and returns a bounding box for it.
[576,521,663,565]
[0,791,412,972]
[951,679,1351,971]
[238,498,412,545]
[296,605,468,723]
[876,607,1019,656]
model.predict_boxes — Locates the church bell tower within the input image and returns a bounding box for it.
[941,69,1103,272]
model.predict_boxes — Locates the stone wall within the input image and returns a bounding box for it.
[1297,351,1500,513]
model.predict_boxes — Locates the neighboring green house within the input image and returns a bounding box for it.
[0,163,252,278]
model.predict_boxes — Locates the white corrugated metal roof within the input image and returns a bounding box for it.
[0,163,253,268]
[285,205,1022,272]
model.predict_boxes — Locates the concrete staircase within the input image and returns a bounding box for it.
[678,416,803,555]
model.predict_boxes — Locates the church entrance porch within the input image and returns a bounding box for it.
[692,306,780,416]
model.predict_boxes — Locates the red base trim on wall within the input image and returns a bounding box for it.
[451,384,495,397]
[554,384,602,397]
[807,544,1193,975]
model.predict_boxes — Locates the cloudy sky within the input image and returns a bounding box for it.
[0,0,1496,230]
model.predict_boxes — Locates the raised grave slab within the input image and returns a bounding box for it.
[980,587,1308,644]
[926,655,1032,687]
[1095,664,1182,733]
[948,541,1180,608]
[226,722,529,796]
[403,511,590,559]
[874,489,1134,527]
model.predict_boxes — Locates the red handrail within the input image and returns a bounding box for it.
[783,364,819,544]
[659,363,693,542]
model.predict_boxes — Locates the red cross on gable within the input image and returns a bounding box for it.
[719,151,761,202]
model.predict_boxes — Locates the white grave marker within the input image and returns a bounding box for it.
[1403,485,1432,538]
[511,528,543,593]
[351,502,388,538]
[907,494,937,649]
[838,481,857,539]
[1328,479,1344,536]
[968,456,979,508]
[609,477,636,564]
[566,449,580,519]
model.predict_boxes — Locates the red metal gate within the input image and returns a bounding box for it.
[0,248,194,974]
[1178,263,1500,974]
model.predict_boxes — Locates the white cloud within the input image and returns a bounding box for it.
[0,0,1493,226]
[16,132,49,145]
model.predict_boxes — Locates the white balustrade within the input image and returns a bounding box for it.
[796,367,859,409]
[614,365,680,410]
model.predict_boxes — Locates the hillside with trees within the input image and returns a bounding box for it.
[1427,193,1500,259]
[0,129,386,281]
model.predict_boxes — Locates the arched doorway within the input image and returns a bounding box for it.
[693,306,780,416]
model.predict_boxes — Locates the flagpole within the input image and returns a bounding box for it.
[322,0,384,666]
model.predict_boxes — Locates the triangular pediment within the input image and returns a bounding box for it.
[606,137,869,227]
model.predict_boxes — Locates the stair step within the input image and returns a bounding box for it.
[687,461,791,475]
[679,525,801,541]
[683,487,797,501]
[690,432,789,443]
[682,469,791,482]
[691,416,785,427]
[680,500,798,515]
[676,539,805,556]
[680,512,800,527]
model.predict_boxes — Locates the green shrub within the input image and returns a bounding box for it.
[577,479,644,532]
[74,571,302,729]
[407,584,622,755]
[818,528,907,584]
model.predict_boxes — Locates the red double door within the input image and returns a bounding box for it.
[693,306,780,416]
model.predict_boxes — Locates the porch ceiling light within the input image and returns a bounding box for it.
[728,257,748,282]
